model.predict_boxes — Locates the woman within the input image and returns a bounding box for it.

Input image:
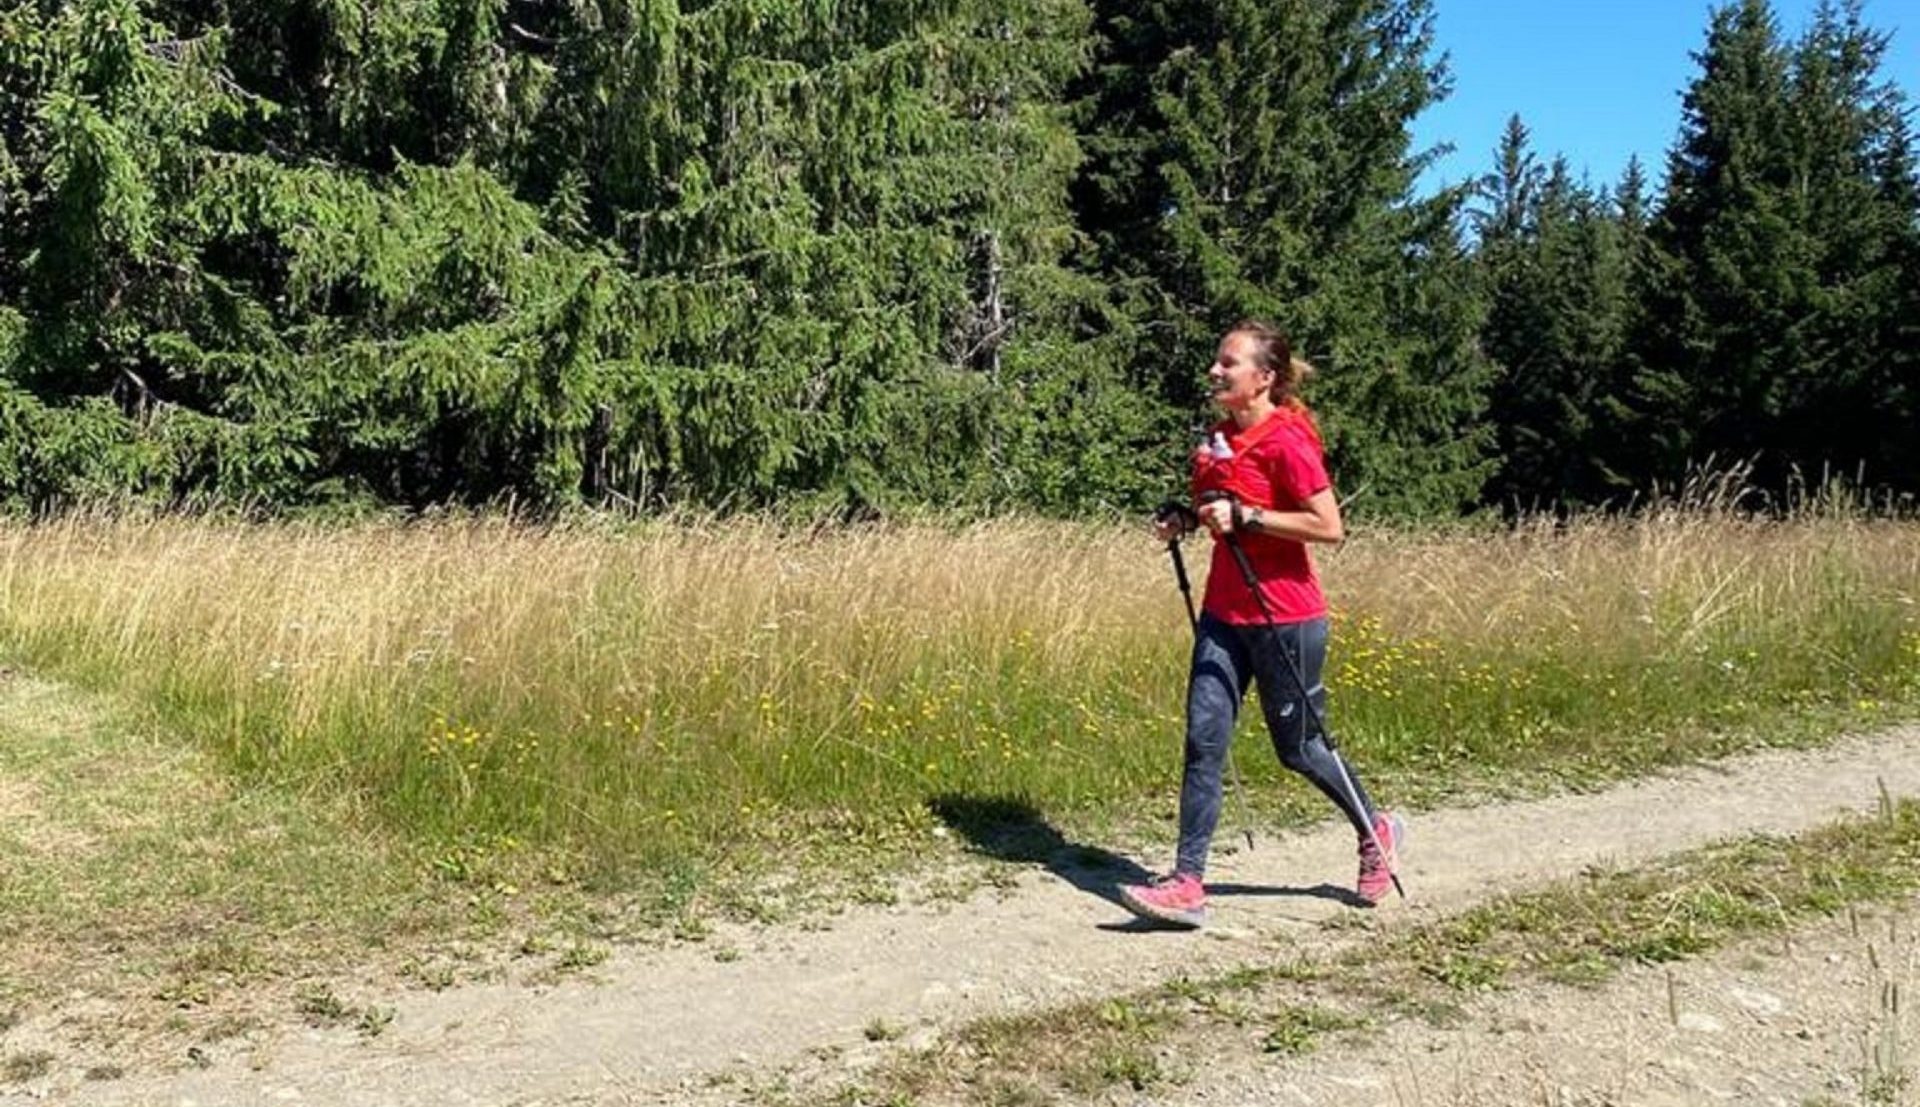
[1119,320,1401,928]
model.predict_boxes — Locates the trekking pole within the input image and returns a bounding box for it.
[1153,501,1257,853]
[1153,501,1201,631]
[1195,490,1405,900]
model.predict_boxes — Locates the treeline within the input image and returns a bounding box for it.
[0,0,1913,517]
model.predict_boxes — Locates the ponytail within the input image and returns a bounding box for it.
[1282,355,1317,408]
[1226,318,1315,407]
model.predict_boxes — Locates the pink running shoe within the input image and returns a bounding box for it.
[1356,812,1404,906]
[1118,872,1208,928]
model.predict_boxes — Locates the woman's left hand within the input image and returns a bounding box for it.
[1197,498,1236,535]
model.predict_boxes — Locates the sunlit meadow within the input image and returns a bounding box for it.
[0,503,1915,884]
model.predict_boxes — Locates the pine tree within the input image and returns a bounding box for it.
[1637,0,1918,498]
[2,0,1158,514]
[1076,0,1495,517]
[1477,114,1539,245]
[1473,120,1641,512]
[1777,0,1918,495]
[539,0,1141,512]
[1637,0,1789,487]
[1874,124,1920,498]
[1598,154,1657,493]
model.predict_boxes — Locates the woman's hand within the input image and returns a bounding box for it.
[1196,498,1237,535]
[1150,501,1198,543]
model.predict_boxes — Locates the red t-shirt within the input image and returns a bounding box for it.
[1189,406,1331,625]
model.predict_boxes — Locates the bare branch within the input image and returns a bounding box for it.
[507,22,561,50]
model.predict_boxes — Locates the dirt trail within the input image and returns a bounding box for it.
[22,726,1920,1107]
[1167,894,1918,1106]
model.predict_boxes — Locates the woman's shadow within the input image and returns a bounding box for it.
[926,793,1364,928]
[927,793,1153,908]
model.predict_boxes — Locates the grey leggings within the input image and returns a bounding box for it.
[1176,612,1377,877]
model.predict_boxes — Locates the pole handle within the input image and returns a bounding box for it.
[1152,500,1199,534]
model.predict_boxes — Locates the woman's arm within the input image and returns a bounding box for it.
[1242,487,1343,544]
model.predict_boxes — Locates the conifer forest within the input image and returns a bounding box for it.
[2,0,1915,518]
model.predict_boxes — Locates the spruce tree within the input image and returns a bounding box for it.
[2,0,1159,514]
[541,0,1142,512]
[1474,124,1636,511]
[1638,0,1918,498]
[1076,0,1494,517]
[1778,0,1918,495]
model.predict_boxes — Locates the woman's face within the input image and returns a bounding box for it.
[1207,331,1274,413]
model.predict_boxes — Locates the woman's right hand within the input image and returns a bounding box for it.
[1150,501,1196,543]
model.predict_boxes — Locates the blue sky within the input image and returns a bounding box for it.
[1410,0,1920,197]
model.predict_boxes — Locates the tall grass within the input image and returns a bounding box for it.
[0,504,1915,877]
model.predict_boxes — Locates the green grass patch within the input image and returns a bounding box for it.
[1259,1004,1370,1056]
[0,513,1915,911]
[0,675,617,1046]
